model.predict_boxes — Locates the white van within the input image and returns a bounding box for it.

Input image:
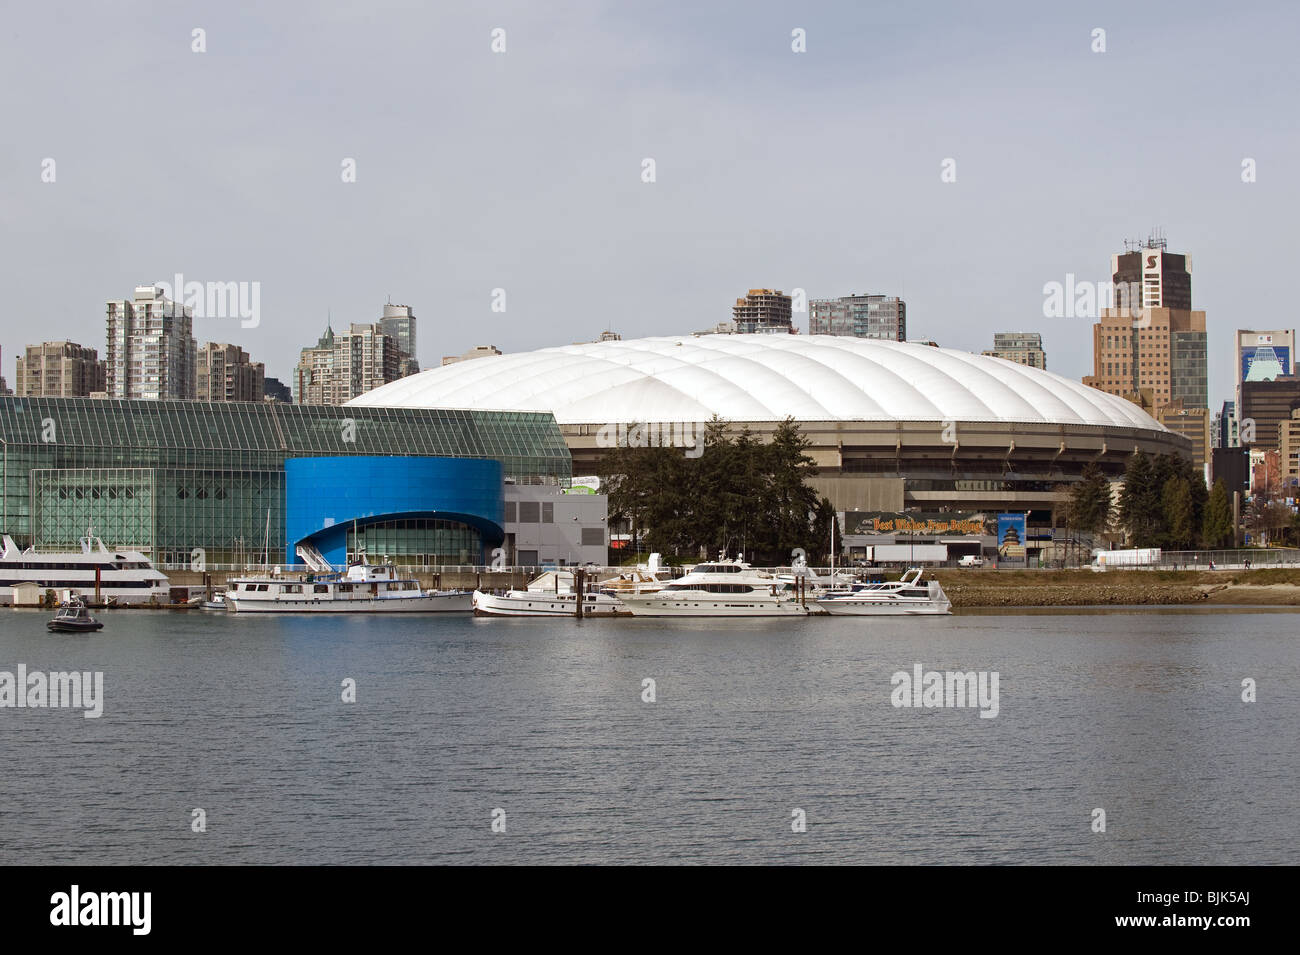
[958,555,984,568]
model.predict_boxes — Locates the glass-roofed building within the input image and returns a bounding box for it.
[0,397,573,568]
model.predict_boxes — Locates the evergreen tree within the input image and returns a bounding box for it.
[596,417,829,563]
[1065,463,1113,538]
[1161,477,1194,549]
[1202,479,1234,548]
[1117,451,1161,546]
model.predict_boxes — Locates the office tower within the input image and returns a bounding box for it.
[1111,230,1192,311]
[809,294,906,341]
[732,289,794,334]
[379,303,419,376]
[196,343,265,402]
[1235,329,1295,415]
[1082,236,1208,464]
[982,332,1046,369]
[1239,377,1300,450]
[1156,400,1211,475]
[14,341,106,396]
[1218,400,1239,449]
[105,285,197,399]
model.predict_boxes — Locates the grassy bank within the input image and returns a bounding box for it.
[932,568,1300,607]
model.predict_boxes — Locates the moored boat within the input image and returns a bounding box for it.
[814,567,952,615]
[618,554,810,617]
[472,570,629,616]
[225,561,470,613]
[2,533,169,606]
[201,592,228,611]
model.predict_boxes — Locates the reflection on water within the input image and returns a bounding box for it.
[0,609,1294,864]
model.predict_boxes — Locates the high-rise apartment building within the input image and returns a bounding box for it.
[732,289,793,334]
[982,332,1046,369]
[196,343,265,402]
[809,294,906,341]
[293,323,402,405]
[105,285,197,399]
[14,341,106,397]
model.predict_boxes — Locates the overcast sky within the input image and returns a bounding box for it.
[3,0,1295,407]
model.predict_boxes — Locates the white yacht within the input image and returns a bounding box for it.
[0,533,170,606]
[226,561,470,613]
[814,568,952,615]
[619,555,811,617]
[472,570,629,616]
[594,552,675,598]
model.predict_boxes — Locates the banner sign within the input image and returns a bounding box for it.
[844,511,992,537]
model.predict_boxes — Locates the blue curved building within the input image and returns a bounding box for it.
[0,398,573,569]
[285,456,504,566]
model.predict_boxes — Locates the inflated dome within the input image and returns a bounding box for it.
[350,334,1165,431]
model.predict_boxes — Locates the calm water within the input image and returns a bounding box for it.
[0,608,1296,865]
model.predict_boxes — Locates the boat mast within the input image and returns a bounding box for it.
[830,510,835,580]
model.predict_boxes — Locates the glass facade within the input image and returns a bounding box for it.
[0,397,570,566]
[346,519,481,566]
[1172,330,1208,409]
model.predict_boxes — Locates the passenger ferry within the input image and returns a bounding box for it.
[225,561,471,613]
[814,568,952,615]
[0,533,170,606]
[472,570,629,616]
[618,555,810,617]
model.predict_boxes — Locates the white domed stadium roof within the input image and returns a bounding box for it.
[351,335,1165,431]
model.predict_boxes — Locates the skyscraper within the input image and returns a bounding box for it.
[379,303,419,376]
[105,286,197,399]
[1082,235,1208,468]
[1111,231,1192,311]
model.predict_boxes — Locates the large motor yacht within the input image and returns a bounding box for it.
[618,554,810,617]
[0,533,169,606]
[814,568,952,615]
